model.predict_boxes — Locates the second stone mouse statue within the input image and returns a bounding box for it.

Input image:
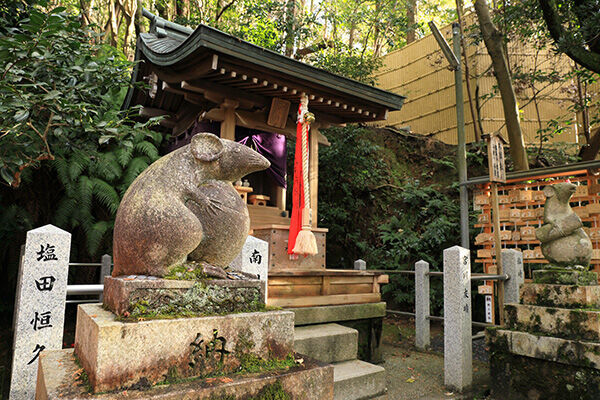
[535,182,592,269]
[112,132,270,277]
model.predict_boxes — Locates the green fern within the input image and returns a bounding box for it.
[123,156,150,188]
[134,141,159,160]
[87,220,113,256]
[115,146,133,167]
[91,178,120,215]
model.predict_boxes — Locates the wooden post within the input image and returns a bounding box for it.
[310,125,319,228]
[219,99,238,140]
[276,186,286,212]
[485,133,507,325]
[490,182,504,325]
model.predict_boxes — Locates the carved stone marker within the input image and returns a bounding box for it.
[443,245,472,391]
[230,235,269,300]
[10,225,71,400]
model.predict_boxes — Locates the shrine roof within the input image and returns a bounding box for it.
[123,9,405,137]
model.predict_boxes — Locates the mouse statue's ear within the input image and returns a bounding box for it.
[191,133,224,162]
[543,185,555,198]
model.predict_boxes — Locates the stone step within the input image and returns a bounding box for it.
[294,323,358,363]
[520,283,600,308]
[333,359,386,400]
[505,303,600,341]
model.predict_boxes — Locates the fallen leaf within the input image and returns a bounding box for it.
[219,377,233,383]
[445,392,454,396]
[406,376,415,383]
[295,358,304,364]
[407,367,414,370]
[91,315,97,318]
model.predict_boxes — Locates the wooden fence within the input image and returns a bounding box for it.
[374,14,598,146]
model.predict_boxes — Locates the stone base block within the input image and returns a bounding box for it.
[36,349,334,400]
[520,283,600,308]
[294,323,358,363]
[486,328,600,369]
[532,269,598,285]
[505,303,600,341]
[104,275,265,318]
[74,303,294,393]
[487,330,600,400]
[289,302,386,326]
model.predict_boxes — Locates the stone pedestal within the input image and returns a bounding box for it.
[487,271,600,399]
[36,348,333,400]
[103,275,265,317]
[74,304,294,393]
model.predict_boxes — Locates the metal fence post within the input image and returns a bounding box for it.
[99,254,112,301]
[502,249,524,304]
[415,260,430,350]
[443,245,472,392]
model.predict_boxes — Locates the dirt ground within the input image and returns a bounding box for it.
[382,314,491,400]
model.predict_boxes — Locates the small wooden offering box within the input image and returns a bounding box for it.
[253,224,327,271]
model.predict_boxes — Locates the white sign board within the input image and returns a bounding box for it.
[485,295,493,323]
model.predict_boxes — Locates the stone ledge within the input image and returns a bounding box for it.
[532,269,598,286]
[104,275,265,317]
[486,328,600,369]
[505,303,600,341]
[74,303,294,393]
[289,302,386,326]
[36,349,334,400]
[520,283,600,308]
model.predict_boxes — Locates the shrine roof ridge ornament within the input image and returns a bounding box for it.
[133,8,405,115]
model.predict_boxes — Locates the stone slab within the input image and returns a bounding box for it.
[486,328,600,369]
[11,225,71,400]
[488,331,600,400]
[36,348,334,400]
[505,303,600,341]
[103,275,264,317]
[294,323,358,363]
[532,269,598,285]
[74,303,294,393]
[230,235,269,299]
[289,302,386,326]
[520,283,600,308]
[333,359,386,400]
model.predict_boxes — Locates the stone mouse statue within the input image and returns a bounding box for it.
[535,182,592,269]
[112,132,270,277]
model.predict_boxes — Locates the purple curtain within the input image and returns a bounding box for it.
[238,132,287,188]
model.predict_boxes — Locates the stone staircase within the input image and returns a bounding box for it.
[294,323,387,400]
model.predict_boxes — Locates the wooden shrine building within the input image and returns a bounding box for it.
[124,9,405,309]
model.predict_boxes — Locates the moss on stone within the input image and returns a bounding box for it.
[115,281,275,322]
[164,261,211,281]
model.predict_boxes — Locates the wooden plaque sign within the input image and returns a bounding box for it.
[267,97,291,129]
[478,285,493,295]
[487,134,506,183]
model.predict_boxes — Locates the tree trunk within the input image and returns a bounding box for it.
[284,0,296,57]
[176,0,190,18]
[474,0,529,170]
[455,0,481,141]
[406,0,417,44]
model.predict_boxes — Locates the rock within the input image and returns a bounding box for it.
[112,133,270,277]
[535,182,592,269]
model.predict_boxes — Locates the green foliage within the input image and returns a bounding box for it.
[316,125,466,313]
[0,5,160,186]
[0,6,163,315]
